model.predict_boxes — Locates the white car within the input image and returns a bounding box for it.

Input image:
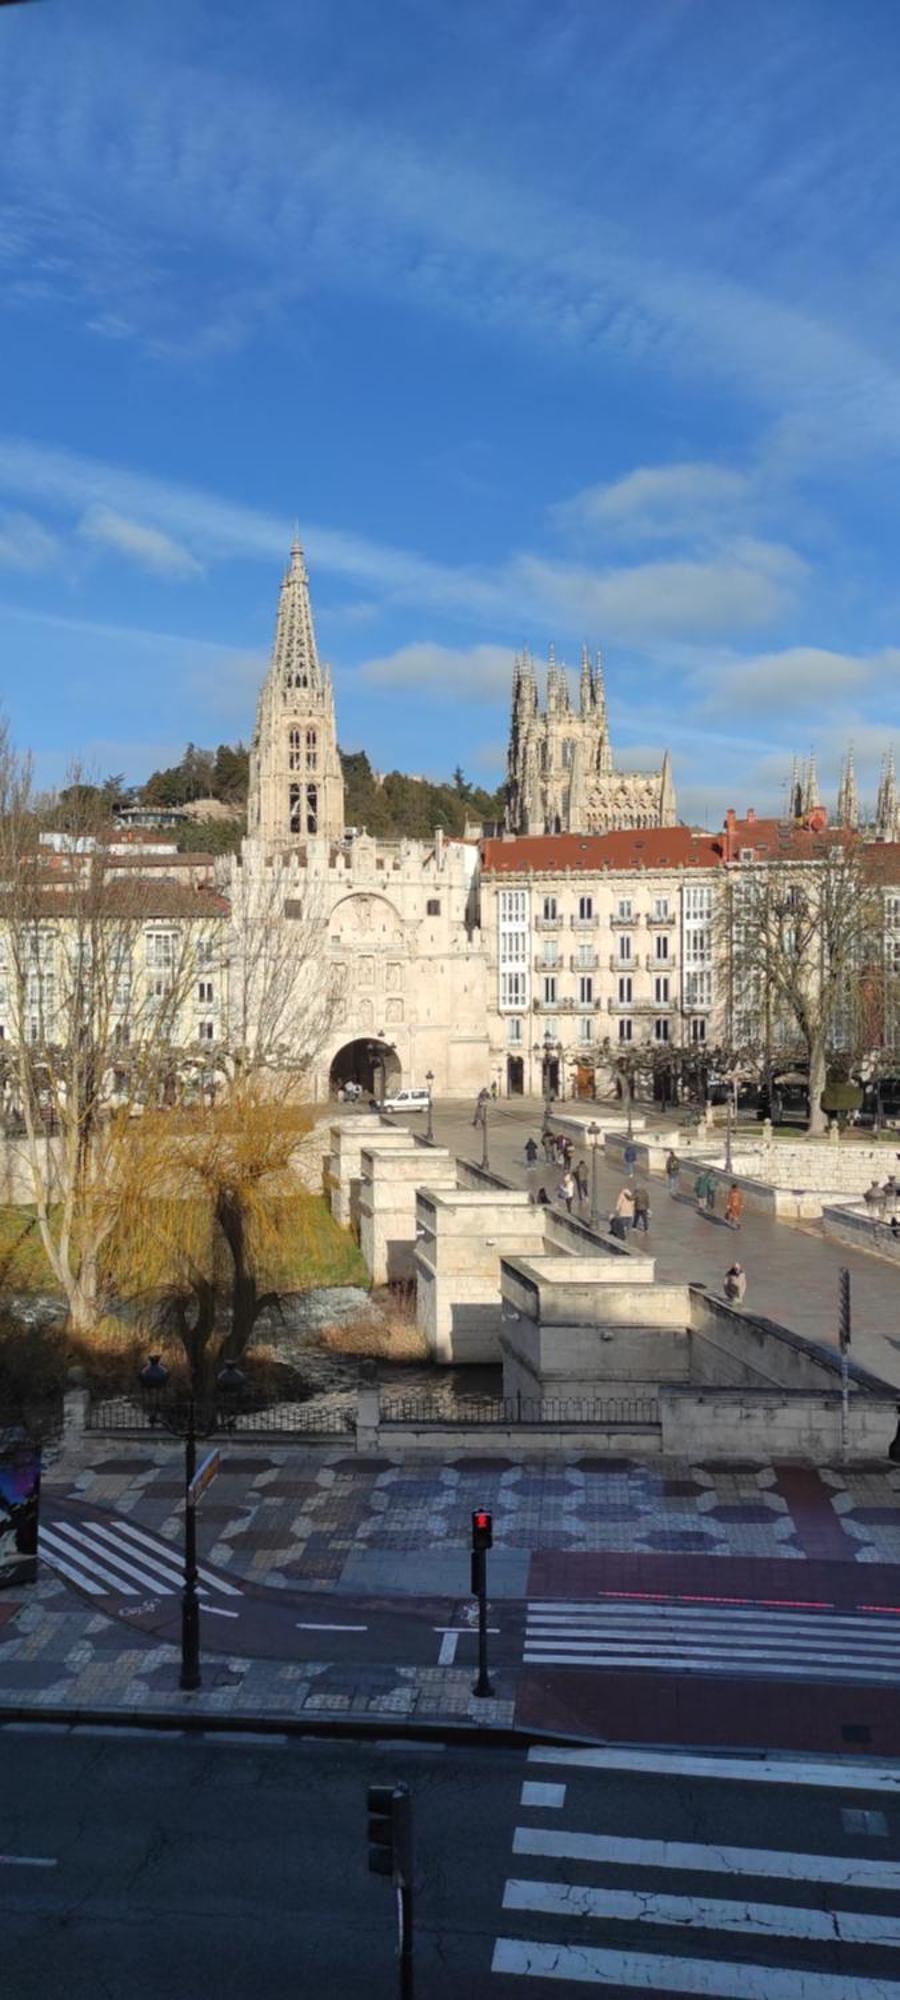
[381,1087,430,1114]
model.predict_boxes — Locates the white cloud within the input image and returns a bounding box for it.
[698,644,891,716]
[78,504,202,578]
[557,462,752,541]
[516,544,805,641]
[357,642,512,701]
[0,509,59,572]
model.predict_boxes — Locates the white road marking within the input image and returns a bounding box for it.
[512,1825,900,1890]
[528,1743,900,1793]
[295,1621,368,1632]
[202,1606,239,1619]
[519,1783,566,1810]
[45,1521,178,1596]
[111,1517,242,1596]
[491,1937,900,1995]
[34,1539,107,1595]
[528,1600,898,1633]
[39,1526,139,1595]
[39,1516,242,1600]
[438,1631,458,1664]
[0,1855,58,1869]
[502,1877,900,1948]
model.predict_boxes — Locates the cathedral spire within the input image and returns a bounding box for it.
[273,535,322,695]
[579,644,592,718]
[836,746,860,830]
[877,749,897,839]
[802,753,820,815]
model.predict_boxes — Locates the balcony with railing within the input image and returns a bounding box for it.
[535,953,562,971]
[534,995,575,1012]
[535,914,562,931]
[645,953,677,972]
[609,953,636,973]
[569,914,598,930]
[609,913,637,929]
[645,910,676,927]
[569,952,599,971]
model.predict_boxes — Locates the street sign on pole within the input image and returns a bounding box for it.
[186,1448,221,1509]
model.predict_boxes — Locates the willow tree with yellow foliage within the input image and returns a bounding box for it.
[105,1087,320,1391]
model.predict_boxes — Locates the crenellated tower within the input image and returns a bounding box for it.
[247,538,344,846]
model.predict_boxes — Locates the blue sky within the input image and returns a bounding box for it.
[1,0,899,824]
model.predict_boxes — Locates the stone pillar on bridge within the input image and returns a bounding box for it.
[358,1144,458,1287]
[328,1116,412,1228]
[413,1187,547,1364]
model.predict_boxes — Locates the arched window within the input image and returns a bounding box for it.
[289,728,301,771]
[306,784,318,834]
[289,784,301,834]
[306,728,318,770]
[562,738,575,769]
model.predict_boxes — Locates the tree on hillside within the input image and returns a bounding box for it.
[722,842,887,1136]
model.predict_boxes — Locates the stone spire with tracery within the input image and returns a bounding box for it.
[247,537,344,847]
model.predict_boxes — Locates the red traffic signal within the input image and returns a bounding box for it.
[472,1508,493,1552]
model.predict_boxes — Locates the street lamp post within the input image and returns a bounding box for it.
[481,1097,489,1171]
[138,1353,245,1692]
[725,1095,734,1174]
[588,1119,601,1232]
[625,1068,634,1141]
[425,1070,434,1144]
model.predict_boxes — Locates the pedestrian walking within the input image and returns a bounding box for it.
[525,1137,539,1166]
[472,1087,489,1128]
[542,1130,555,1164]
[574,1158,589,1205]
[864,1178,883,1220]
[610,1184,635,1240]
[490,1080,498,1100]
[536,1184,550,1206]
[694,1168,712,1214]
[665,1149,679,1197]
[557,1170,576,1213]
[724,1182,744,1230]
[623,1141,638,1174]
[632,1182,651,1232]
[724,1261,747,1304]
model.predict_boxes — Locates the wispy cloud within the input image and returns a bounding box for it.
[556,462,753,543]
[78,505,202,579]
[3,24,900,462]
[696,644,893,718]
[0,509,59,572]
[358,641,512,701]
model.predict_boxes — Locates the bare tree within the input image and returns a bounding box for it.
[722,839,887,1136]
[0,726,223,1331]
[225,848,342,1086]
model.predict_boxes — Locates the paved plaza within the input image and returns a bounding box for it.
[429,1095,900,1389]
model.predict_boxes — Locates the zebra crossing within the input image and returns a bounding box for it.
[523,1595,900,1685]
[39,1514,242,1602]
[493,1745,900,1991]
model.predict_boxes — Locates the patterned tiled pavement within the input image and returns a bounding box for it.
[1,1442,898,1731]
[54,1444,900,1581]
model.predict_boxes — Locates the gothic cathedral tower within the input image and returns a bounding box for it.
[247,539,345,846]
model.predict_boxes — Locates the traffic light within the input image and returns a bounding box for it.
[367,1783,412,1885]
[472,1508,493,1552]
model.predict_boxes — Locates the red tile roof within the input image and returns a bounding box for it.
[480,828,723,874]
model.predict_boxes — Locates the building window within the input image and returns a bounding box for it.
[507,1016,523,1044]
[306,728,318,769]
[197,1019,215,1043]
[654,934,669,961]
[146,930,178,969]
[690,1017,707,1044]
[618,1017,633,1043]
[654,975,670,1004]
[288,728,301,772]
[579,975,593,1005]
[653,896,670,920]
[562,738,575,769]
[543,975,558,1005]
[197,980,214,1005]
[618,974,632,1004]
[500,970,526,1008]
[578,1016,592,1044]
[427,898,441,916]
[578,895,593,921]
[576,941,593,967]
[617,898,632,921]
[654,1017,670,1043]
[542,942,560,967]
[289,784,302,833]
[684,969,712,1008]
[618,935,632,963]
[542,895,557,922]
[306,783,318,834]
